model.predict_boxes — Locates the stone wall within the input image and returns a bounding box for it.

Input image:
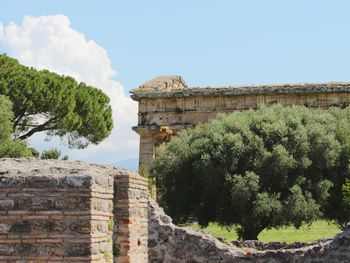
[148,200,245,262]
[114,169,148,263]
[0,158,149,263]
[149,200,350,263]
[0,158,114,262]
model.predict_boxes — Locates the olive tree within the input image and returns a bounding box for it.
[152,105,349,240]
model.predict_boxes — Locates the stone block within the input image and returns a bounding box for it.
[10,221,31,234]
[69,221,91,234]
[0,200,14,210]
[0,223,11,234]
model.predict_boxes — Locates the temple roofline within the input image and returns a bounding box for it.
[130,76,350,101]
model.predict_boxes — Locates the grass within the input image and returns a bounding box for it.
[189,220,341,243]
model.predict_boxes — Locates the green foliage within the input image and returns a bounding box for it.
[342,179,350,206]
[28,147,40,158]
[0,95,32,158]
[0,140,33,158]
[40,148,61,160]
[152,105,350,240]
[108,218,114,232]
[40,149,68,160]
[0,54,113,149]
[103,250,112,263]
[113,244,120,257]
[139,163,156,198]
[323,106,350,227]
[0,95,13,140]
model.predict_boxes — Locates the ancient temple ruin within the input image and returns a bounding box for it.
[131,76,350,169]
[0,158,349,262]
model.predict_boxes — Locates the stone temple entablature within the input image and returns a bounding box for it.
[137,75,188,92]
[131,76,350,170]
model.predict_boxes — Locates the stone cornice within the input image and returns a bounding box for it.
[131,82,350,101]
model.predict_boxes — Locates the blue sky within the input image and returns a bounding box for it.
[1,1,350,170]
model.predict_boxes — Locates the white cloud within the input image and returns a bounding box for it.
[0,15,139,167]
[0,22,3,37]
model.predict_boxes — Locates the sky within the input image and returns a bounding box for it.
[1,0,350,170]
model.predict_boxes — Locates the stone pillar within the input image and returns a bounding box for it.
[138,133,156,171]
[136,127,174,172]
[114,170,149,263]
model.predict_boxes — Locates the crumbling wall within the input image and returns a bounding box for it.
[148,200,350,263]
[148,200,246,262]
[0,158,114,262]
[0,158,149,263]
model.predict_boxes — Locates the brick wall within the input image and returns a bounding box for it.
[0,159,115,262]
[0,158,149,263]
[114,170,148,263]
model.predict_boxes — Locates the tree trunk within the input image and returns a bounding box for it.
[17,117,58,140]
[239,225,261,240]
